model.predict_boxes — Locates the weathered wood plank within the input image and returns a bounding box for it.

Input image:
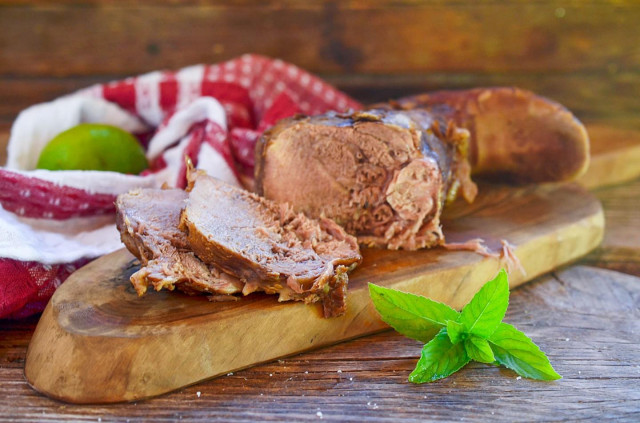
[2,266,639,421]
[0,1,638,77]
[584,179,640,277]
[0,123,8,166]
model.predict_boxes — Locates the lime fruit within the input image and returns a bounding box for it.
[36,123,148,173]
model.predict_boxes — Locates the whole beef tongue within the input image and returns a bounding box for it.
[255,109,476,250]
[180,171,362,318]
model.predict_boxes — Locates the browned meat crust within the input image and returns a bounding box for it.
[255,109,476,250]
[392,87,590,183]
[115,188,243,297]
[180,171,362,317]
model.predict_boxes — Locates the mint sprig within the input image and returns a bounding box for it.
[369,269,561,383]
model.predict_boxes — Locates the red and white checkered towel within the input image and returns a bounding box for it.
[0,54,362,318]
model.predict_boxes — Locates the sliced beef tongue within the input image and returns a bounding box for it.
[116,188,243,297]
[180,171,362,317]
[255,108,476,250]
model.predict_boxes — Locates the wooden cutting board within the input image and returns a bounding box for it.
[24,182,604,404]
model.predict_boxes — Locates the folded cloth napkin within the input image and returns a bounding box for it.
[0,54,362,318]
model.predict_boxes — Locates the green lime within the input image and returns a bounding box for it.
[36,123,148,173]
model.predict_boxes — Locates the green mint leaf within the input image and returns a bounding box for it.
[409,328,470,383]
[459,269,509,338]
[446,320,466,344]
[489,322,562,380]
[371,272,562,385]
[464,335,496,364]
[369,283,459,343]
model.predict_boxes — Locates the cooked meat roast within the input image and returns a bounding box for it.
[180,171,362,317]
[116,188,243,297]
[255,109,476,250]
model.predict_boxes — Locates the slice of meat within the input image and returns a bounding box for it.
[116,188,243,297]
[391,87,590,183]
[180,171,362,317]
[255,109,476,250]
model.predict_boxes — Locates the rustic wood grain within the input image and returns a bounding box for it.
[1,1,639,131]
[583,179,640,277]
[2,1,639,76]
[0,123,8,166]
[23,183,603,403]
[4,265,639,421]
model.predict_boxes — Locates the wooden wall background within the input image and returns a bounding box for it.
[0,0,639,132]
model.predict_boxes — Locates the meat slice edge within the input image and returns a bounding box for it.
[180,171,362,317]
[115,188,243,297]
